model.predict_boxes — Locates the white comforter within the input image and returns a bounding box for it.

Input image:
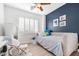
[37,36,63,56]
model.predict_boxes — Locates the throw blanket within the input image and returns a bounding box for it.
[49,40,63,56]
[37,36,63,56]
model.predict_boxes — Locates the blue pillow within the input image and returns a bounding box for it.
[44,29,53,36]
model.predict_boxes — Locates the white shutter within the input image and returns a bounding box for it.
[19,17,24,31]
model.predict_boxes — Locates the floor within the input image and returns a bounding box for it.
[28,43,53,56]
[71,51,79,56]
[28,43,79,56]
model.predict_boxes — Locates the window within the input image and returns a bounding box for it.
[25,18,30,32]
[35,20,38,33]
[19,17,38,33]
[19,17,24,31]
[30,19,35,32]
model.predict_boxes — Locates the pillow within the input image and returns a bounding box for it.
[38,32,49,37]
[43,32,49,36]
[9,46,21,56]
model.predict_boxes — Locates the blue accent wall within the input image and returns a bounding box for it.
[46,3,79,41]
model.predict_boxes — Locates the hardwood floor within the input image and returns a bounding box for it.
[28,44,79,56]
[71,51,79,56]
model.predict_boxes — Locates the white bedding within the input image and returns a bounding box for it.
[52,32,78,56]
[37,32,78,56]
[37,36,63,56]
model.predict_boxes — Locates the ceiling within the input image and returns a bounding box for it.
[5,3,65,15]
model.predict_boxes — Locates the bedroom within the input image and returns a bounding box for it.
[0,3,79,56]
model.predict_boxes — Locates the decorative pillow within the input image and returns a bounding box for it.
[43,32,49,36]
[9,46,26,56]
[9,46,20,56]
[9,44,32,56]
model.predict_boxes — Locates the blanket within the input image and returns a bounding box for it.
[37,36,63,56]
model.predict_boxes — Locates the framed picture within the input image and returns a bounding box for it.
[53,18,58,27]
[60,21,66,27]
[59,15,66,21]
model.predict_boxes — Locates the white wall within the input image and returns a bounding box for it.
[4,5,46,35]
[0,4,4,25]
[0,4,5,35]
[40,15,46,32]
